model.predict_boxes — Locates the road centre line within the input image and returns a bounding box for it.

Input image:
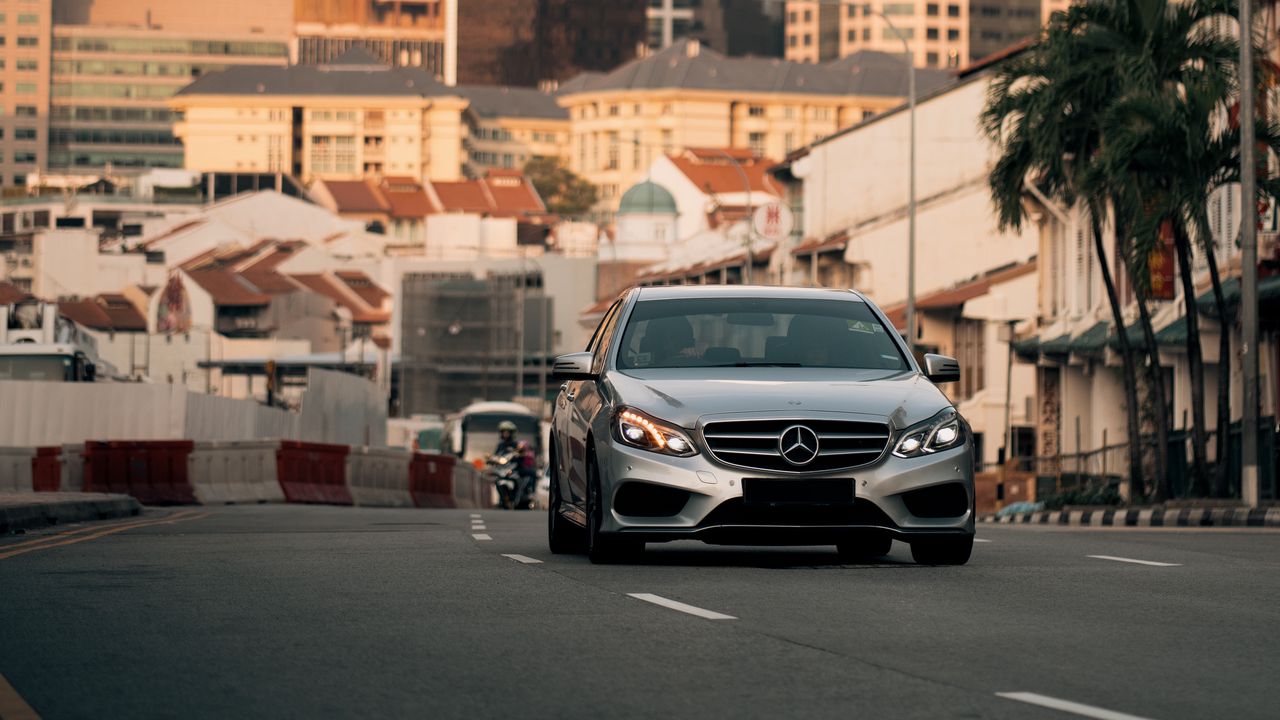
[472,533,492,541]
[501,554,543,564]
[996,692,1156,720]
[0,672,40,720]
[0,511,206,562]
[628,593,736,621]
[469,514,481,519]
[1087,555,1181,567]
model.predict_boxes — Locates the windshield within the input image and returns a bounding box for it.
[616,297,908,371]
[0,354,74,381]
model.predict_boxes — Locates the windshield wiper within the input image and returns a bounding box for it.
[702,362,803,368]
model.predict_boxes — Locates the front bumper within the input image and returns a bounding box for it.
[597,439,974,545]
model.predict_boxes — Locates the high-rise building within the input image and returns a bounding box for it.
[785,0,1039,69]
[455,0,646,87]
[46,1,290,173]
[646,0,784,58]
[293,0,456,84]
[1,0,53,188]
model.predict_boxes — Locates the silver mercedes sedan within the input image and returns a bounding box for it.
[549,285,975,565]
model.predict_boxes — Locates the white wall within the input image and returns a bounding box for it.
[795,76,1037,307]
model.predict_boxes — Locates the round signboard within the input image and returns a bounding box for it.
[752,202,795,242]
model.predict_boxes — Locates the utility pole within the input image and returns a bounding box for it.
[1240,0,1261,507]
[515,250,526,398]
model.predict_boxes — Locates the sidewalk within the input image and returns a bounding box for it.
[981,506,1280,528]
[0,493,141,535]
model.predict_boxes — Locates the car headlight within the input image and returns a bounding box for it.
[614,407,698,457]
[893,409,965,458]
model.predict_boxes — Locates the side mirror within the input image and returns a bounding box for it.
[923,353,960,384]
[552,351,595,380]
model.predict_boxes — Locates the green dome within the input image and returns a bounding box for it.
[617,181,677,216]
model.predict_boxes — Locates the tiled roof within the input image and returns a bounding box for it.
[97,294,147,331]
[481,170,546,215]
[791,234,849,256]
[187,269,271,307]
[57,295,147,332]
[335,270,390,307]
[175,49,454,98]
[430,180,494,214]
[459,84,569,120]
[669,148,781,196]
[290,273,390,324]
[881,260,1038,329]
[558,39,952,99]
[0,281,31,304]
[322,180,389,213]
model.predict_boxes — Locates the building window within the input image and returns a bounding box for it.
[17,13,38,24]
[14,128,36,141]
[748,105,765,117]
[804,33,812,46]
[804,9,812,21]
[784,132,795,153]
[947,4,961,17]
[632,131,642,168]
[748,132,766,155]
[862,28,871,40]
[17,36,39,47]
[310,135,356,174]
[15,105,37,117]
[788,34,797,48]
[605,132,619,170]
[926,27,939,40]
[927,3,939,15]
[948,28,960,40]
[14,152,37,164]
[608,104,619,116]
[862,109,876,120]
[926,51,939,65]
[16,83,37,94]
[954,318,986,400]
[883,27,914,39]
[661,129,673,155]
[16,59,37,71]
[884,3,915,15]
[848,4,857,17]
[847,30,856,42]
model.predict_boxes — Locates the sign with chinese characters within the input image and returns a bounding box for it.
[1148,220,1176,301]
[751,202,794,242]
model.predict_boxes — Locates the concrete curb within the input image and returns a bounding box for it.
[981,506,1280,528]
[0,493,142,535]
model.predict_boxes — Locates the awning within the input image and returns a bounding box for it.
[1068,322,1110,355]
[1194,274,1280,318]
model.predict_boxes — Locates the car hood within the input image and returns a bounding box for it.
[607,368,953,430]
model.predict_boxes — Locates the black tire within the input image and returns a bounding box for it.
[836,532,893,563]
[547,449,582,554]
[910,534,974,566]
[586,453,639,564]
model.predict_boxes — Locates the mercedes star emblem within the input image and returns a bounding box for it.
[779,425,820,466]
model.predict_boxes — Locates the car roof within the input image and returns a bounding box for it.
[634,285,866,302]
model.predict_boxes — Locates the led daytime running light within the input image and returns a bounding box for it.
[620,410,666,450]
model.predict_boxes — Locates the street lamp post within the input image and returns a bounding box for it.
[864,5,917,354]
[1239,0,1261,507]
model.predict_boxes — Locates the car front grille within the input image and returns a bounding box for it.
[701,418,891,474]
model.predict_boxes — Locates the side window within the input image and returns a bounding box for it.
[590,302,625,374]
[585,301,620,353]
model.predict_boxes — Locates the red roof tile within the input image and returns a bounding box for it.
[383,187,435,218]
[881,260,1038,329]
[483,171,546,216]
[58,300,113,330]
[97,294,147,331]
[335,270,390,307]
[791,232,849,256]
[187,269,271,307]
[670,148,782,197]
[323,179,390,214]
[0,282,31,304]
[290,273,390,324]
[430,180,494,214]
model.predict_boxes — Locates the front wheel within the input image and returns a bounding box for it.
[586,454,639,564]
[910,535,973,566]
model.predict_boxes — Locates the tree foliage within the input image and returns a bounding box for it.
[523,156,599,217]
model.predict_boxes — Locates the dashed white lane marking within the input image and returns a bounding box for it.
[627,593,736,620]
[996,692,1155,720]
[1087,555,1181,567]
[501,554,543,564]
[472,533,492,541]
[974,538,993,543]
[470,514,481,519]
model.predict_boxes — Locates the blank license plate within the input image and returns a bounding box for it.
[742,478,855,505]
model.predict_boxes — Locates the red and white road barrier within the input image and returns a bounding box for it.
[0,439,492,510]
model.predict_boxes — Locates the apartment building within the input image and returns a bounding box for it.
[557,38,950,211]
[785,0,1039,69]
[293,0,456,83]
[171,47,468,183]
[459,85,569,176]
[0,0,52,187]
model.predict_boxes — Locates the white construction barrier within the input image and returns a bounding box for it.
[0,447,35,493]
[189,441,286,505]
[346,447,413,508]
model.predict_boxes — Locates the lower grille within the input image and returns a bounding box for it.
[702,418,890,474]
[699,498,896,528]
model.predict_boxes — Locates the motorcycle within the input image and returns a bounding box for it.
[486,452,537,510]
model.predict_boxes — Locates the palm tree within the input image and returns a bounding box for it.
[982,7,1153,499]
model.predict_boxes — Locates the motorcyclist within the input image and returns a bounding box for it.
[494,420,537,504]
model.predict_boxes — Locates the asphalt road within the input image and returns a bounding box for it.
[1,505,1278,720]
